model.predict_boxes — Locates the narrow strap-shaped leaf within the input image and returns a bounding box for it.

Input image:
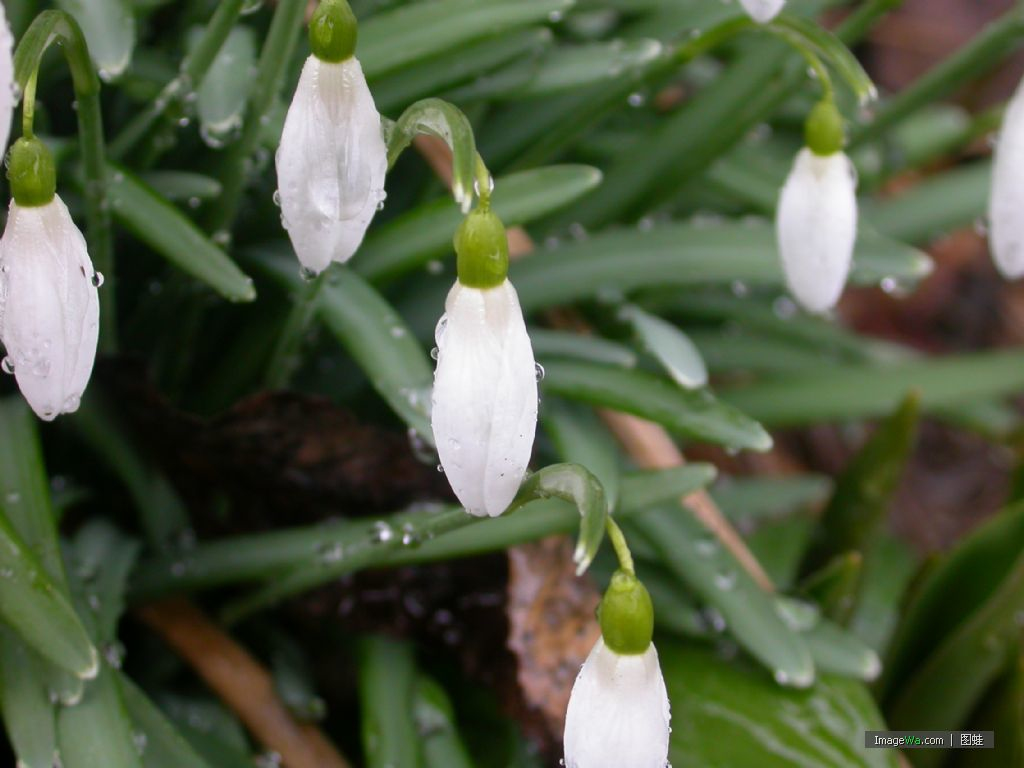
[56,0,135,80]
[541,359,773,452]
[510,221,931,314]
[618,304,708,389]
[532,330,636,369]
[631,504,815,687]
[57,667,144,768]
[359,0,574,78]
[107,165,256,302]
[0,511,98,679]
[119,676,216,768]
[358,636,420,768]
[543,400,623,512]
[252,252,434,441]
[0,627,60,768]
[722,349,1024,427]
[415,677,476,768]
[191,25,257,146]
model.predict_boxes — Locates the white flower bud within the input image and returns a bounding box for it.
[776,148,858,314]
[0,197,100,420]
[989,78,1024,279]
[0,2,12,154]
[275,55,387,274]
[739,0,786,23]
[563,638,671,768]
[431,279,537,517]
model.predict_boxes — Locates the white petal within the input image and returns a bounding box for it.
[0,3,12,155]
[739,0,786,23]
[990,77,1024,278]
[563,639,671,768]
[431,279,538,517]
[0,197,99,420]
[776,148,858,314]
[276,56,387,274]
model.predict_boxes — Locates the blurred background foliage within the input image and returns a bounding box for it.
[0,0,1022,766]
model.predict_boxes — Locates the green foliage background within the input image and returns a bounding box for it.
[0,0,1021,766]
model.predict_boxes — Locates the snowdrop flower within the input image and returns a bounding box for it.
[276,0,386,275]
[431,207,537,517]
[0,138,100,420]
[989,77,1024,278]
[776,100,858,314]
[564,571,670,768]
[0,2,13,154]
[739,0,786,24]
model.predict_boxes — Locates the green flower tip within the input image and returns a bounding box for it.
[455,207,509,289]
[805,100,845,156]
[598,570,654,655]
[310,0,358,63]
[7,137,56,208]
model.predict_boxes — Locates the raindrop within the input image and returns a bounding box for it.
[187,196,201,209]
[1,357,13,374]
[299,266,318,282]
[430,346,439,361]
[91,271,104,287]
[317,542,344,564]
[772,295,797,319]
[534,362,546,382]
[272,190,282,207]
[5,491,19,504]
[713,569,737,591]
[627,91,646,108]
[426,259,444,275]
[390,326,406,339]
[694,536,717,557]
[373,521,394,543]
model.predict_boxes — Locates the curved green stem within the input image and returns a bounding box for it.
[109,0,249,160]
[21,69,36,140]
[766,26,835,102]
[264,270,327,388]
[605,516,635,576]
[207,0,307,239]
[14,11,116,351]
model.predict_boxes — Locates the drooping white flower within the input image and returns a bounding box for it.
[0,195,100,421]
[0,2,13,154]
[563,638,671,768]
[989,77,1024,278]
[776,147,858,314]
[275,54,387,274]
[739,0,786,23]
[431,278,538,517]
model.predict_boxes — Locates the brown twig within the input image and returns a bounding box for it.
[413,136,775,592]
[137,599,351,768]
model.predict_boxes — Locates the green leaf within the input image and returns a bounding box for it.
[57,667,144,768]
[629,504,815,687]
[800,552,863,625]
[190,24,256,145]
[356,165,602,282]
[358,0,574,78]
[802,619,881,682]
[253,252,434,440]
[862,162,990,245]
[514,463,607,574]
[542,399,622,511]
[415,677,476,768]
[0,628,59,768]
[468,38,665,99]
[108,165,256,302]
[119,677,216,768]
[359,636,420,768]
[662,642,896,767]
[722,349,1024,427]
[137,171,222,203]
[65,521,140,644]
[541,359,772,452]
[510,221,931,314]
[532,329,637,369]
[618,304,708,389]
[711,475,833,524]
[0,510,97,681]
[57,0,135,79]
[882,503,1024,740]
[370,28,551,114]
[385,98,482,212]
[803,394,919,572]
[849,534,919,655]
